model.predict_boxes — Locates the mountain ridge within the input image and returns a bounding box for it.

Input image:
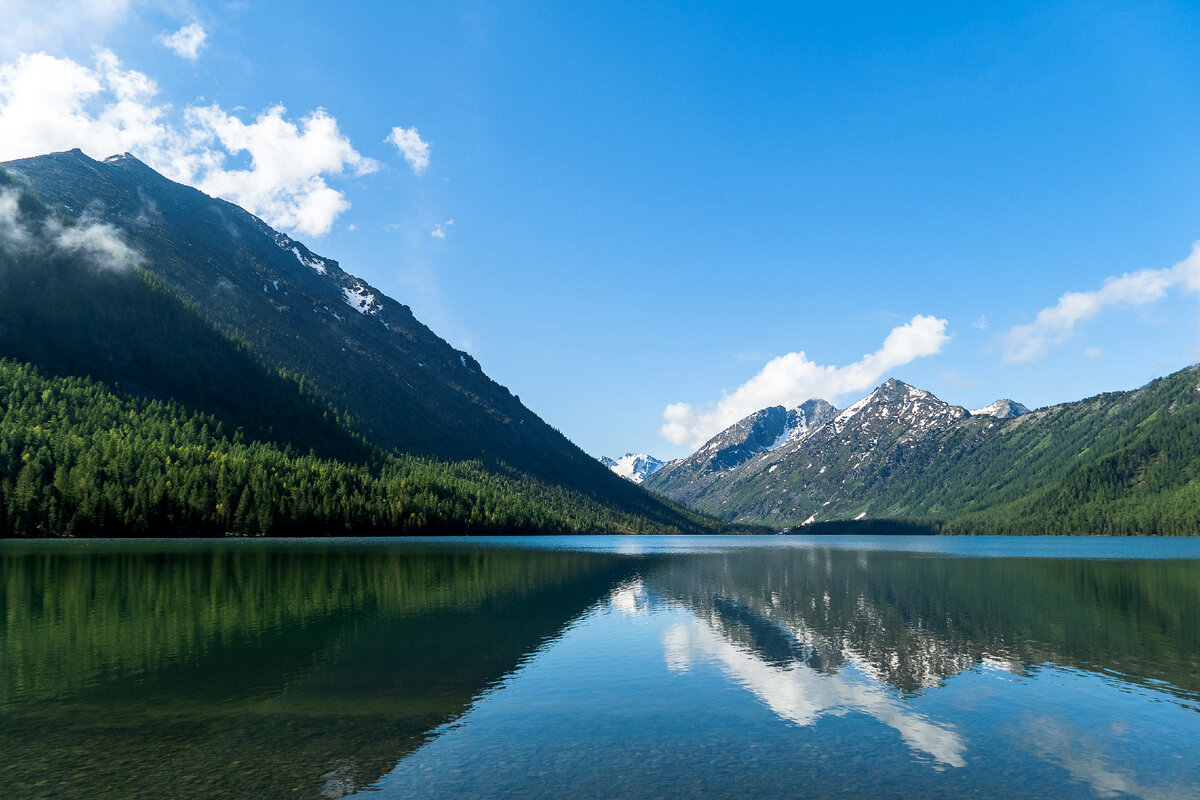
[0,149,723,535]
[644,370,1200,535]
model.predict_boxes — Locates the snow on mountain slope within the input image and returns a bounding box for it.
[970,399,1031,418]
[599,453,666,484]
[646,379,975,525]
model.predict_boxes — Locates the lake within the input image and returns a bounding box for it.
[3,535,1199,799]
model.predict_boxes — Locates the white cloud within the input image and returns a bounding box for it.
[1003,243,1200,363]
[0,50,378,237]
[159,23,207,61]
[1084,347,1103,360]
[184,103,379,236]
[386,126,431,175]
[0,187,143,271]
[0,0,134,59]
[661,315,951,449]
[0,51,166,162]
[0,190,33,252]
[971,315,988,330]
[430,218,454,239]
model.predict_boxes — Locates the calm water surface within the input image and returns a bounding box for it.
[3,535,1199,799]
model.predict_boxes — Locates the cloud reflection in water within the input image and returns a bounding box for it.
[662,617,967,769]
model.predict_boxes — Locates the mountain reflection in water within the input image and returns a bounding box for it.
[660,609,967,768]
[3,537,1198,800]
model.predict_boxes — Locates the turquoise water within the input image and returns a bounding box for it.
[3,536,1198,798]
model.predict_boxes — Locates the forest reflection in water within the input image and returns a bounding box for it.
[2,537,1198,799]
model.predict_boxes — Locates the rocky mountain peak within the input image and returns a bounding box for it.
[598,453,666,484]
[789,399,838,437]
[970,399,1031,419]
[833,379,966,434]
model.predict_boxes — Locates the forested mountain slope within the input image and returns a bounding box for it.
[0,153,719,536]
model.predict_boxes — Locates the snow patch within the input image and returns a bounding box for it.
[853,511,867,521]
[600,453,666,484]
[768,418,802,452]
[833,393,873,431]
[291,247,327,274]
[342,284,376,314]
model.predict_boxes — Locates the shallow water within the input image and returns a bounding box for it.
[3,536,1198,799]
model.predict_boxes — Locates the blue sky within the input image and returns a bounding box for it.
[3,1,1200,459]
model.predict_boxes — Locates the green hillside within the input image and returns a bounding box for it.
[0,159,721,536]
[669,367,1200,536]
[935,370,1200,535]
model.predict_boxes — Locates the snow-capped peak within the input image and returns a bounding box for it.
[831,380,968,434]
[599,453,665,484]
[970,399,1030,418]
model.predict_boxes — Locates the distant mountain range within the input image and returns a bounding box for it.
[645,371,1200,535]
[0,149,721,536]
[598,453,665,484]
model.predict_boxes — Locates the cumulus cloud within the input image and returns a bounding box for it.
[661,315,951,449]
[1003,243,1200,363]
[386,126,431,175]
[184,103,379,236]
[0,51,165,162]
[431,218,454,239]
[0,0,134,58]
[0,187,143,271]
[0,50,378,237]
[159,23,207,60]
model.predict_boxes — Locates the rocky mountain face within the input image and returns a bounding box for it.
[1,150,525,463]
[598,453,666,484]
[646,366,1200,535]
[647,379,979,524]
[649,399,837,505]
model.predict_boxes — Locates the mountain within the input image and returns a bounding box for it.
[648,399,837,506]
[970,399,1030,418]
[649,380,968,522]
[2,150,543,468]
[598,453,665,484]
[644,371,1200,535]
[0,149,721,536]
